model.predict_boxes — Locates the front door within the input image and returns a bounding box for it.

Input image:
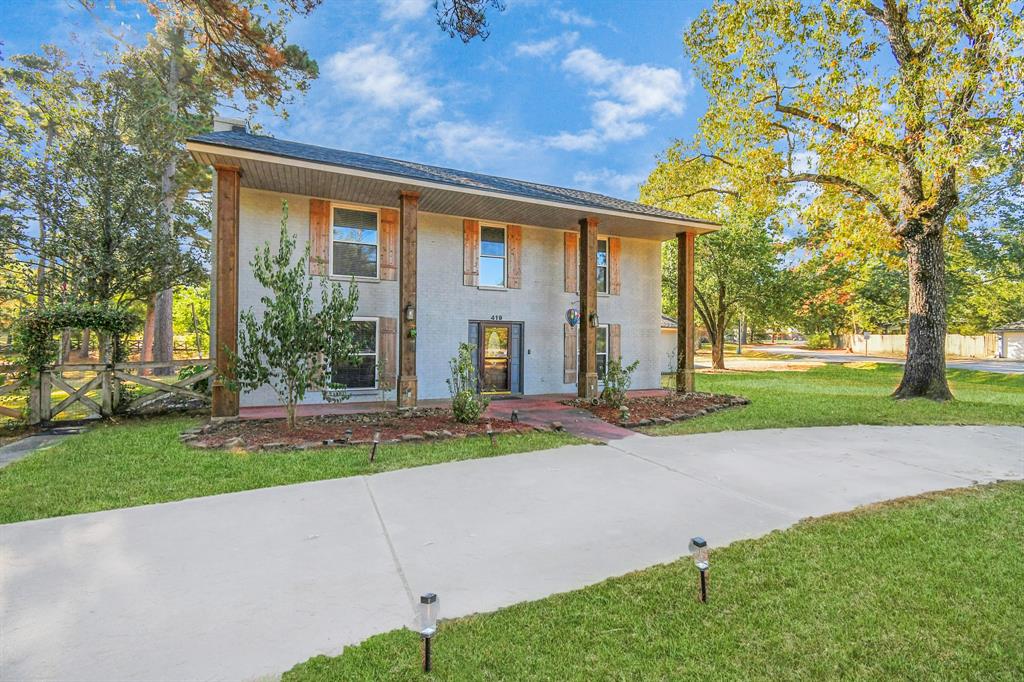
[480,324,511,393]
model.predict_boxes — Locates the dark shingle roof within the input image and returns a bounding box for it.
[188,129,712,225]
[993,320,1024,332]
[661,315,677,328]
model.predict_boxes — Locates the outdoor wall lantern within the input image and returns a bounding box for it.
[589,312,600,328]
[419,592,440,672]
[405,303,416,322]
[689,536,709,603]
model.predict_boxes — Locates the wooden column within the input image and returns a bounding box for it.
[397,190,419,409]
[578,217,599,399]
[212,165,240,417]
[675,231,695,393]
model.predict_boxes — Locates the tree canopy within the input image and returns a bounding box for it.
[681,0,1024,399]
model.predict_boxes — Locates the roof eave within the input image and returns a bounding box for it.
[186,139,720,236]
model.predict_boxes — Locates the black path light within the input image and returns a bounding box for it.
[370,431,380,463]
[689,536,710,603]
[419,592,440,672]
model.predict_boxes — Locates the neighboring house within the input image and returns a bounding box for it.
[993,321,1024,360]
[186,120,716,416]
[659,316,709,373]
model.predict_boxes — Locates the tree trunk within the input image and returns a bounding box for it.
[78,328,91,359]
[711,325,726,369]
[149,24,185,376]
[893,231,953,400]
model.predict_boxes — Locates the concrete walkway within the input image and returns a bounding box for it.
[1,425,1021,681]
[0,426,88,469]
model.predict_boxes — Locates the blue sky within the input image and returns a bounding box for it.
[3,0,711,200]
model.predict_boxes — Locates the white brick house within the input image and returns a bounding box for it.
[187,123,716,415]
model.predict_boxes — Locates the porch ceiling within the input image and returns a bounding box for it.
[187,142,718,241]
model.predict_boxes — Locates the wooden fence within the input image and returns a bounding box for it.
[0,359,213,425]
[844,333,998,358]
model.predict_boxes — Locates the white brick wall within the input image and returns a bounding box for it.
[235,188,664,407]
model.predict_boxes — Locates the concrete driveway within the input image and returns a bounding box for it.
[2,425,1022,681]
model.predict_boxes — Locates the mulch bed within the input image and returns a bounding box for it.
[562,392,749,429]
[183,407,537,451]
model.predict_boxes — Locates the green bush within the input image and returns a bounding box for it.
[446,342,489,423]
[12,304,138,372]
[178,364,211,395]
[805,332,835,350]
[601,358,640,408]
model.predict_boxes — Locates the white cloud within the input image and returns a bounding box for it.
[422,121,528,165]
[547,47,687,150]
[514,32,578,58]
[573,169,647,198]
[379,0,432,21]
[325,43,442,121]
[550,7,597,27]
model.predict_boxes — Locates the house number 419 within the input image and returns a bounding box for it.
[490,315,503,321]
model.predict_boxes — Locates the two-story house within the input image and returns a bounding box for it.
[186,120,715,417]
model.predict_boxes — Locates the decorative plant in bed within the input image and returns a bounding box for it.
[184,408,535,451]
[562,359,748,428]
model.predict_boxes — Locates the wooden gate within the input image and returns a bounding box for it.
[13,360,214,425]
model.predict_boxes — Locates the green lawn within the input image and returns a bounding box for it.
[285,482,1024,681]
[0,417,582,523]
[653,363,1024,435]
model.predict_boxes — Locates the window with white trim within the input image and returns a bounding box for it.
[332,318,377,389]
[596,238,609,294]
[332,206,378,278]
[596,324,609,381]
[480,225,506,287]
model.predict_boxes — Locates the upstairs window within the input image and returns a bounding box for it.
[332,207,378,278]
[480,225,506,287]
[597,238,609,294]
[332,319,377,389]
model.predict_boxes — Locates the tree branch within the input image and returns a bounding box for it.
[783,172,898,228]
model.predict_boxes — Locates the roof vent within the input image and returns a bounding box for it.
[213,116,248,133]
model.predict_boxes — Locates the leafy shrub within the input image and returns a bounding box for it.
[805,332,835,350]
[600,358,640,408]
[178,364,211,395]
[12,303,138,372]
[447,342,489,423]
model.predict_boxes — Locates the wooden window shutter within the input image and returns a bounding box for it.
[563,323,577,383]
[506,224,522,289]
[463,219,480,286]
[564,232,578,293]
[379,317,397,389]
[379,209,399,281]
[609,237,622,295]
[609,324,622,361]
[309,199,331,276]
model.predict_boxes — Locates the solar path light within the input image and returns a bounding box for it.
[689,536,709,603]
[419,593,439,672]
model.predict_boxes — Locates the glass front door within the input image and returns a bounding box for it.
[480,324,510,393]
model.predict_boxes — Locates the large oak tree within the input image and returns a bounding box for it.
[681,0,1023,400]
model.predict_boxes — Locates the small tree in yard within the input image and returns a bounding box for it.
[600,359,640,408]
[229,203,360,428]
[447,342,489,423]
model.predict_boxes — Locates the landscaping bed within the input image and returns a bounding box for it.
[184,407,537,451]
[563,391,749,428]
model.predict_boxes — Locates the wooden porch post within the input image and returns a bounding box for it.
[675,231,695,393]
[212,165,240,417]
[578,217,599,400]
[397,190,419,409]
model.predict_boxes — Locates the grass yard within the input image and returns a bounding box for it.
[0,417,582,523]
[653,363,1024,435]
[285,482,1024,681]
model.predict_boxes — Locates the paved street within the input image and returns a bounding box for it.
[749,344,1024,374]
[2,425,1022,681]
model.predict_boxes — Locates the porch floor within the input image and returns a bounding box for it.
[237,389,671,442]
